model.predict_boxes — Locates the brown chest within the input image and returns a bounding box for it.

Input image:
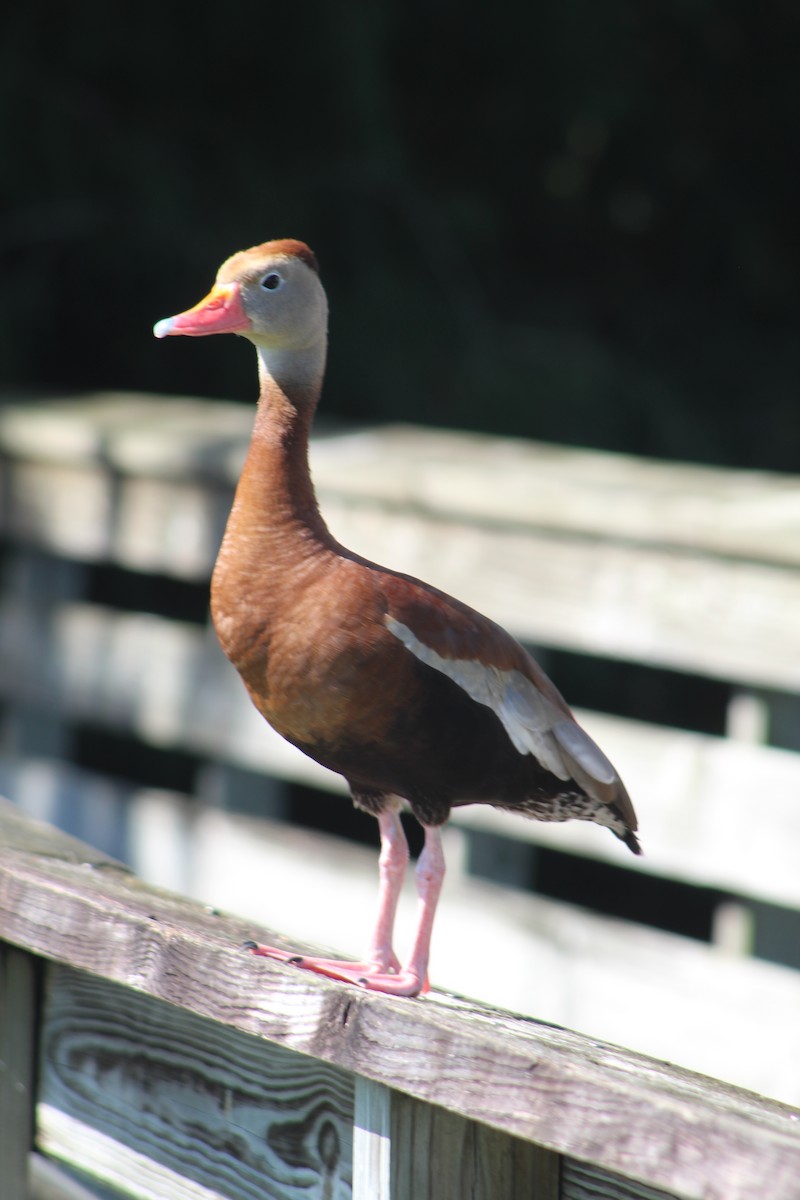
[214,564,413,752]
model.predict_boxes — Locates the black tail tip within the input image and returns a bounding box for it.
[621,828,643,856]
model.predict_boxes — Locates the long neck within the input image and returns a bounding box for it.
[250,341,332,545]
[211,339,336,657]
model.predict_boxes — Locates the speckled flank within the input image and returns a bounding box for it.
[503,790,628,835]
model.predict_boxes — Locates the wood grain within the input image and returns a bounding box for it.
[353,1079,391,1200]
[8,762,800,1109]
[38,963,353,1200]
[2,804,800,1200]
[29,1152,124,1200]
[182,808,800,1108]
[562,1158,673,1199]
[390,1089,560,1200]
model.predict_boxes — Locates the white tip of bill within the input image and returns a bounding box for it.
[153,317,175,339]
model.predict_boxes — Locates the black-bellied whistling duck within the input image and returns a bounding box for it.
[154,238,640,998]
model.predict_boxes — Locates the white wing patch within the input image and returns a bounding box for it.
[385,616,570,780]
[551,718,617,788]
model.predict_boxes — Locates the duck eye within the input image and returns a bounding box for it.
[260,271,284,291]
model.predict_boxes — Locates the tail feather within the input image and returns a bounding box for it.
[618,826,643,856]
[552,717,639,838]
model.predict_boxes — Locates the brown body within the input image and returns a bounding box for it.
[155,238,639,996]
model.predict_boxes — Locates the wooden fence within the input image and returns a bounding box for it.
[2,797,800,1200]
[1,392,800,1168]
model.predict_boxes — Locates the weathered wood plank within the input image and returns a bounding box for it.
[353,1079,391,1200]
[186,808,800,1108]
[3,396,800,689]
[1,458,228,581]
[312,425,800,569]
[0,794,126,872]
[38,963,354,1200]
[450,707,800,910]
[6,763,800,1105]
[318,495,800,691]
[390,1089,560,1200]
[4,461,800,690]
[2,803,799,1200]
[29,1152,120,1200]
[39,1106,243,1199]
[0,944,39,1200]
[562,1158,674,1200]
[3,395,800,568]
[0,393,253,480]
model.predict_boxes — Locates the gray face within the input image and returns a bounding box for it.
[218,248,329,354]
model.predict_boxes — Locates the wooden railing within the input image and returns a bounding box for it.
[2,798,799,1200]
[1,393,800,1123]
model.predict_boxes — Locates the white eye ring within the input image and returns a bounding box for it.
[260,271,285,291]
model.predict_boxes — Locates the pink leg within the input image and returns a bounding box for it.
[358,822,445,996]
[248,816,445,997]
[365,805,409,972]
[248,806,410,983]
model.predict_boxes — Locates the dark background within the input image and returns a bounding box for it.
[2,0,797,470]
